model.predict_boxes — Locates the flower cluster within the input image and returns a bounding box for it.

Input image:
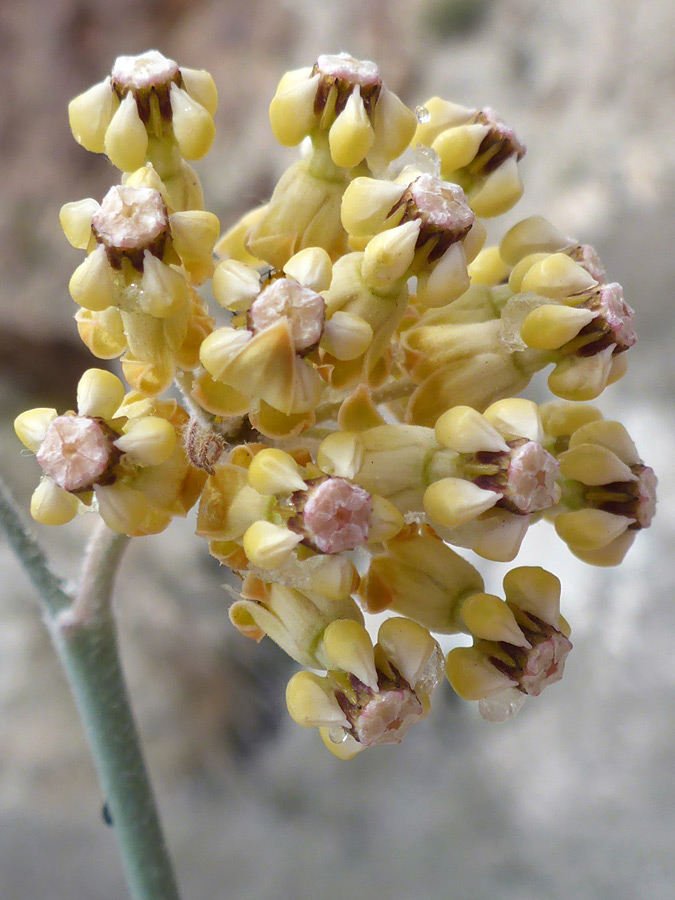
[15,50,657,756]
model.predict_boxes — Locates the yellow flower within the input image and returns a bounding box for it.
[446,567,572,721]
[286,617,443,758]
[424,400,561,561]
[542,403,657,565]
[413,99,526,216]
[15,370,202,534]
[269,54,416,171]
[68,50,216,207]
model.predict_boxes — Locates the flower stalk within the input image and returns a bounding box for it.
[0,476,181,900]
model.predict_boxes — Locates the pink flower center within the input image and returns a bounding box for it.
[316,54,380,88]
[302,478,372,554]
[353,688,424,747]
[408,174,475,234]
[248,278,325,353]
[518,630,572,697]
[570,244,606,283]
[92,186,169,266]
[635,466,658,529]
[112,51,179,91]
[36,416,114,492]
[505,441,561,514]
[598,283,637,351]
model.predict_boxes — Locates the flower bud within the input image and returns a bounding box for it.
[213,259,262,311]
[247,448,307,495]
[361,220,421,289]
[328,87,375,168]
[500,216,574,266]
[243,520,303,569]
[76,368,125,419]
[169,83,216,160]
[283,247,333,292]
[105,92,149,172]
[68,78,117,153]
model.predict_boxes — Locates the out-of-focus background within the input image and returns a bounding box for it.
[1,2,674,898]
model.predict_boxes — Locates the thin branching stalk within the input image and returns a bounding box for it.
[313,376,415,423]
[0,476,182,900]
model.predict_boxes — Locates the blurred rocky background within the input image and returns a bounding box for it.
[1,1,674,898]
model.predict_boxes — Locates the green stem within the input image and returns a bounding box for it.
[0,477,181,900]
[0,477,71,616]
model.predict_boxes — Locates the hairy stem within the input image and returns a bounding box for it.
[0,476,181,900]
[71,519,130,626]
[0,476,71,616]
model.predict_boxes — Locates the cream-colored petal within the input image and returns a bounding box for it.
[520,252,597,300]
[68,78,116,154]
[558,443,637,486]
[554,508,631,551]
[60,199,98,249]
[483,398,543,442]
[14,408,58,452]
[104,92,148,172]
[30,478,79,526]
[180,67,218,116]
[435,405,509,453]
[424,477,499,529]
[169,83,215,160]
[269,70,319,146]
[95,484,150,534]
[76,368,125,419]
[283,247,333,292]
[329,87,375,169]
[114,416,176,466]
[568,420,640,466]
[323,620,378,690]
[446,646,517,701]
[500,216,574,266]
[548,345,615,401]
[287,671,350,728]
[470,155,523,218]
[520,304,596,350]
[243,521,303,569]
[461,593,530,647]
[502,565,561,627]
[69,245,116,311]
[341,177,406,237]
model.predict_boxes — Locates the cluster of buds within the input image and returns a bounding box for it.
[62,165,218,396]
[14,51,657,757]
